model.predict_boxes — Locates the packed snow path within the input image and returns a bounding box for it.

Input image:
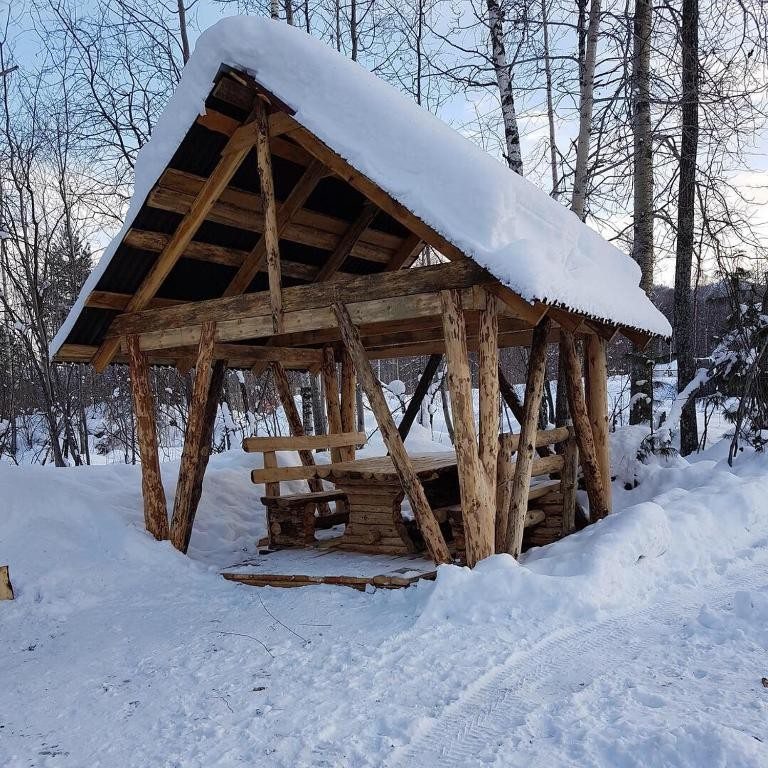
[389,552,768,767]
[2,443,768,767]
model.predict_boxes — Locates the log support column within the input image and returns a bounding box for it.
[440,289,495,566]
[560,330,609,521]
[126,334,169,540]
[333,302,451,564]
[170,321,219,553]
[505,317,552,557]
[339,350,357,460]
[584,334,612,513]
[321,347,347,462]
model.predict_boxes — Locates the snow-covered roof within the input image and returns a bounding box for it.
[51,16,670,358]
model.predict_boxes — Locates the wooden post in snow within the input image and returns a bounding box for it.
[584,334,612,513]
[560,330,609,521]
[126,334,169,540]
[440,289,495,566]
[321,347,346,462]
[170,321,217,553]
[561,422,579,534]
[506,317,552,557]
[332,302,451,564]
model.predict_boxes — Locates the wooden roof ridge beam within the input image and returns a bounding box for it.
[89,103,264,372]
[315,201,378,283]
[223,158,326,298]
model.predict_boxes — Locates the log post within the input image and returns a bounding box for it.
[398,353,443,441]
[126,334,169,540]
[560,330,609,521]
[321,346,345,462]
[170,321,217,553]
[440,289,495,566]
[253,99,284,334]
[561,422,579,534]
[495,434,515,552]
[584,334,612,512]
[340,349,357,460]
[478,292,500,481]
[332,302,451,564]
[506,317,552,557]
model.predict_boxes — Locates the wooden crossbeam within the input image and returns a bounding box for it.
[90,106,263,372]
[397,354,442,441]
[109,260,486,340]
[86,291,184,311]
[148,168,400,262]
[385,233,423,272]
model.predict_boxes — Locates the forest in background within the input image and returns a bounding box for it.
[1,0,767,466]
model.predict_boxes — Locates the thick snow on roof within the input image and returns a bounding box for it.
[51,16,670,357]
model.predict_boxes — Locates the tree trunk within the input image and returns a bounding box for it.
[629,0,655,425]
[541,0,559,197]
[674,0,700,456]
[487,0,523,175]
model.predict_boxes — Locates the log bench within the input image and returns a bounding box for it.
[244,431,365,548]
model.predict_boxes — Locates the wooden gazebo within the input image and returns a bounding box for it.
[51,18,670,574]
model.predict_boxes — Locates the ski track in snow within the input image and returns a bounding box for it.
[390,553,768,768]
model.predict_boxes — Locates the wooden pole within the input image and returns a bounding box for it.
[440,289,495,566]
[505,317,552,557]
[478,292,500,480]
[253,99,284,334]
[340,349,357,460]
[170,321,217,553]
[584,334,612,512]
[560,330,609,521]
[321,346,345,462]
[398,353,442,441]
[332,302,451,564]
[561,422,579,534]
[126,334,169,540]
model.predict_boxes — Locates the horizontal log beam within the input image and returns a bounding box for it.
[109,260,488,339]
[148,168,400,262]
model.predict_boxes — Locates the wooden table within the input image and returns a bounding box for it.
[322,452,460,555]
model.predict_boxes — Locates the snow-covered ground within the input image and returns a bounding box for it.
[2,435,767,767]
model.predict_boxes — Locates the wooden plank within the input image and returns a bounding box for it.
[86,291,183,311]
[560,330,609,521]
[90,105,262,372]
[126,335,170,541]
[109,260,485,339]
[169,321,218,553]
[244,431,366,452]
[150,167,400,260]
[478,291,500,480]
[315,202,378,282]
[398,354,442,441]
[499,426,570,453]
[224,159,326,298]
[440,289,495,566]
[332,301,451,564]
[0,565,14,600]
[506,317,552,558]
[584,334,612,513]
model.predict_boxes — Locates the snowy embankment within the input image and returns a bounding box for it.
[1,438,767,767]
